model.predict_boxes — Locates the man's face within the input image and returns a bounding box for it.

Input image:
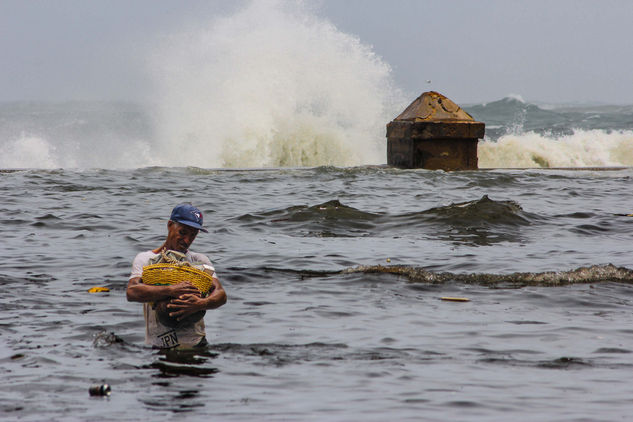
[165,221,199,252]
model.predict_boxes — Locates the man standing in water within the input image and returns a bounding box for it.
[127,204,227,349]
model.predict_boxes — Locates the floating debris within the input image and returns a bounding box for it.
[89,384,111,397]
[93,331,125,348]
[88,287,110,293]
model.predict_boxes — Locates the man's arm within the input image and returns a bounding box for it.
[126,277,200,303]
[203,276,227,309]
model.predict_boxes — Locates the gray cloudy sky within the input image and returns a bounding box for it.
[1,0,632,104]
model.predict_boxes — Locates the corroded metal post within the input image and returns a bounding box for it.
[387,91,485,170]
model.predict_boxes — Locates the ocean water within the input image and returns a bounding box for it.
[2,2,633,421]
[1,165,633,421]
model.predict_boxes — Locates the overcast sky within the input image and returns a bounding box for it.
[2,0,632,104]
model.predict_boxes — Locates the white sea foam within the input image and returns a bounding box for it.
[478,129,633,168]
[148,0,403,168]
[0,131,159,170]
[0,134,63,169]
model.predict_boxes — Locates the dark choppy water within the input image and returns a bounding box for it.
[2,166,633,421]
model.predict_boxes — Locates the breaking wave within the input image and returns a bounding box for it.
[478,129,633,168]
[468,97,633,168]
[149,0,403,168]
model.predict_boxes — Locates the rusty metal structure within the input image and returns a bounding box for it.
[387,91,485,170]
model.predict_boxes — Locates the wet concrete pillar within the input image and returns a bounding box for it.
[386,91,485,170]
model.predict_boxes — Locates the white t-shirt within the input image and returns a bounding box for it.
[129,250,215,348]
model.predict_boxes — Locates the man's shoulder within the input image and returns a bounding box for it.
[186,251,212,265]
[133,250,159,265]
[130,250,159,280]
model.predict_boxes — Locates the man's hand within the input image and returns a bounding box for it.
[167,293,206,321]
[168,281,200,298]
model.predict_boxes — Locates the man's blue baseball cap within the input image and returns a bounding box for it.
[170,203,208,233]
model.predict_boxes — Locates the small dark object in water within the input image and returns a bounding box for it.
[89,384,111,396]
[441,297,470,302]
[154,299,206,328]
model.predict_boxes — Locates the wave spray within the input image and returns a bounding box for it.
[149,1,402,168]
